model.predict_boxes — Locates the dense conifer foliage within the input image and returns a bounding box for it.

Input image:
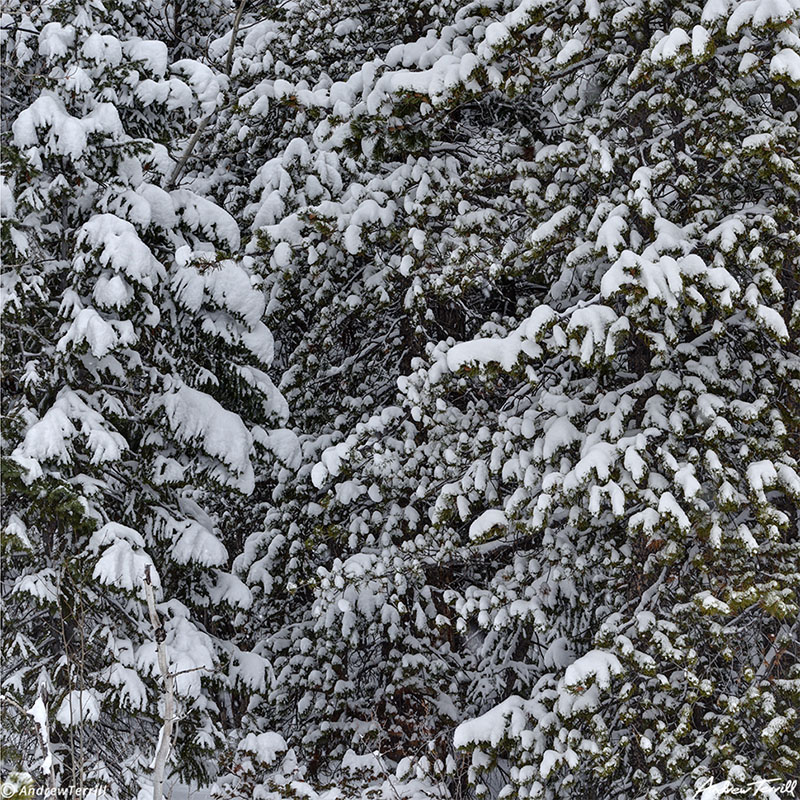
[2,0,798,798]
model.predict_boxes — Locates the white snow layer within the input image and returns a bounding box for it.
[56,690,102,726]
[159,383,255,493]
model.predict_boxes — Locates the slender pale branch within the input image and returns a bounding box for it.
[166,0,247,190]
[143,566,175,800]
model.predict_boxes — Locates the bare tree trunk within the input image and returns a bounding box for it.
[144,566,175,800]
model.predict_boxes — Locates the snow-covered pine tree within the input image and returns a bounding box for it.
[2,0,798,797]
[309,0,800,797]
[205,1,533,789]
[227,0,800,795]
[1,1,287,794]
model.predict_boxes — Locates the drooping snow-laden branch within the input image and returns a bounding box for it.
[1,689,57,790]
